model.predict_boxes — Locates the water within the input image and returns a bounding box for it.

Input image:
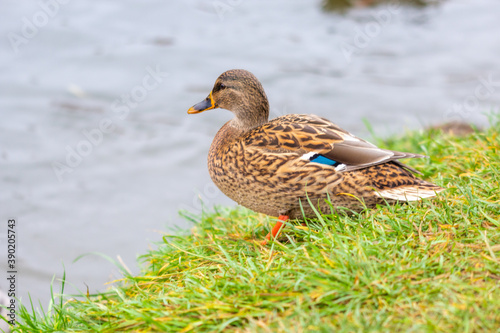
[1,0,499,311]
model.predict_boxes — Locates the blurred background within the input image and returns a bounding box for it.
[1,0,499,311]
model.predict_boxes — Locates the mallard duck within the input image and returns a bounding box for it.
[188,69,444,244]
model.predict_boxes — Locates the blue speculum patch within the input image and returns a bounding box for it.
[310,154,340,166]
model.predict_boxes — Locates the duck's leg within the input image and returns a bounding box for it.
[262,215,289,245]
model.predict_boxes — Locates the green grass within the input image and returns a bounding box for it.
[10,115,500,332]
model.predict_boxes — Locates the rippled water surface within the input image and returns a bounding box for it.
[1,0,499,309]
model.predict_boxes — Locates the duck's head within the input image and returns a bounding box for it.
[188,69,269,130]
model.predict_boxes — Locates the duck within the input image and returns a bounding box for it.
[187,69,444,244]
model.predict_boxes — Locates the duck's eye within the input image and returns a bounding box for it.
[214,82,227,93]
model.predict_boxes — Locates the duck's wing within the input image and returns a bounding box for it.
[245,114,424,173]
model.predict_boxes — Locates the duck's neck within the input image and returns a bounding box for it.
[230,98,269,132]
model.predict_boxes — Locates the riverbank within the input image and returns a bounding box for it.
[13,115,500,332]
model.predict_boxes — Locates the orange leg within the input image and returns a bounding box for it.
[262,215,289,245]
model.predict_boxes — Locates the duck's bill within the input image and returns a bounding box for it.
[187,92,216,114]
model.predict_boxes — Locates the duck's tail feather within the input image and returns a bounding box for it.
[375,183,445,201]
